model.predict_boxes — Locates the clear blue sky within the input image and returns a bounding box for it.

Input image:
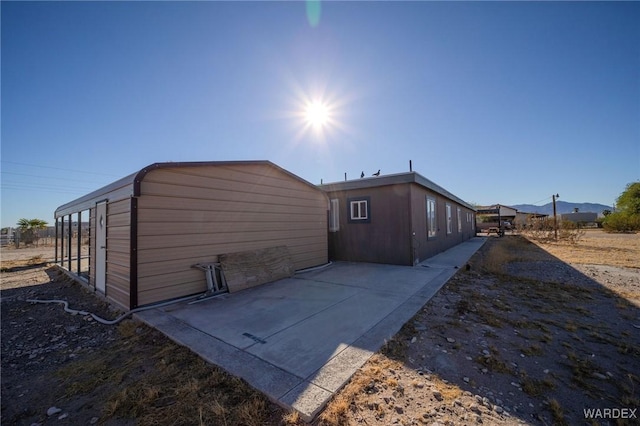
[2,1,639,228]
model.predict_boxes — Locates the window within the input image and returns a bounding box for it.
[348,197,370,223]
[457,207,462,232]
[329,199,340,232]
[446,203,453,234]
[426,197,436,238]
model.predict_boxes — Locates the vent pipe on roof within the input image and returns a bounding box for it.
[409,160,413,172]
[344,172,347,181]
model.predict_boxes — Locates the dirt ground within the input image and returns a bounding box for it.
[1,230,639,425]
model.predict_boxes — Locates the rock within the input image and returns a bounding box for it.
[543,369,549,374]
[394,405,404,414]
[454,399,463,406]
[495,405,504,414]
[481,368,488,374]
[411,337,417,344]
[447,337,456,343]
[433,390,443,401]
[463,377,470,383]
[469,404,482,414]
[90,417,99,424]
[58,413,69,420]
[47,407,62,416]
[482,349,490,356]
[475,395,483,403]
[593,372,607,380]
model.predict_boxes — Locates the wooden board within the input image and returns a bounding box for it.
[220,246,294,293]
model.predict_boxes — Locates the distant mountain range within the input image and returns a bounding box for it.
[511,201,612,216]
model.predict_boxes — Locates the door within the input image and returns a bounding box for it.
[95,202,107,294]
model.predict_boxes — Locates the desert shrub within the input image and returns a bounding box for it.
[602,212,640,233]
[518,217,585,243]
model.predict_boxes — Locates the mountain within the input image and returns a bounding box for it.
[511,201,612,216]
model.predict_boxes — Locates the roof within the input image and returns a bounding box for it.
[55,160,322,218]
[319,171,475,211]
[476,204,519,212]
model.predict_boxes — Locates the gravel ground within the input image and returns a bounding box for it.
[2,235,639,425]
[319,235,640,425]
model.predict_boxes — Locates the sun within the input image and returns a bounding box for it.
[305,101,330,128]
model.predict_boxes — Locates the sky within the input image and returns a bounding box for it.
[2,1,639,228]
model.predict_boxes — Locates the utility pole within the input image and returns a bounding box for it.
[553,193,559,241]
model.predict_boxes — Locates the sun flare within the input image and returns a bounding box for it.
[305,101,330,128]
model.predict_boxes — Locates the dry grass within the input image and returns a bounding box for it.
[531,229,640,268]
[547,398,567,425]
[0,255,48,271]
[56,321,283,425]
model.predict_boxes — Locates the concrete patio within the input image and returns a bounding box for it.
[136,237,486,421]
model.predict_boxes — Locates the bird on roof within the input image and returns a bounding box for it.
[372,169,380,176]
[360,171,365,178]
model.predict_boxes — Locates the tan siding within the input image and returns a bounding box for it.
[138,218,326,236]
[138,229,326,250]
[137,270,203,291]
[106,199,131,309]
[138,280,205,306]
[138,236,327,267]
[138,195,322,215]
[144,169,322,201]
[106,279,130,310]
[108,200,131,215]
[148,165,315,194]
[136,163,328,304]
[108,211,131,227]
[140,181,323,209]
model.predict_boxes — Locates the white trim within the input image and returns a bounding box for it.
[350,200,368,220]
[446,203,453,234]
[427,196,436,238]
[329,199,340,232]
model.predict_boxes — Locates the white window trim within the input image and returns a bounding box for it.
[427,196,436,238]
[350,200,368,220]
[457,207,462,233]
[329,199,340,232]
[446,203,453,234]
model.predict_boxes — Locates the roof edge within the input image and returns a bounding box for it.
[320,171,476,211]
[55,160,326,218]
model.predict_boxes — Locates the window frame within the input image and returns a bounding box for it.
[347,197,371,223]
[457,207,462,233]
[426,196,437,238]
[446,203,453,235]
[329,199,340,232]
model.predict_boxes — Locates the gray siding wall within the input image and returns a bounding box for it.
[136,164,328,306]
[327,184,412,265]
[410,184,475,263]
[327,183,475,266]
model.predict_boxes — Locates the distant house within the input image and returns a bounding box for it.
[514,211,548,228]
[476,204,518,231]
[320,172,476,266]
[561,212,598,226]
[54,161,329,311]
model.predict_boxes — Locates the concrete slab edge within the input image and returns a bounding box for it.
[134,309,304,403]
